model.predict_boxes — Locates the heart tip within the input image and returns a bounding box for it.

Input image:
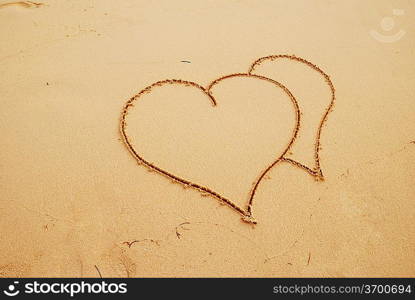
[241,215,257,225]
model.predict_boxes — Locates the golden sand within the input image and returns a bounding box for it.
[0,0,414,277]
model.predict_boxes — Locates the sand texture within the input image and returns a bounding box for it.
[0,0,414,277]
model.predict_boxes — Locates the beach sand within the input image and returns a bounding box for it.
[0,0,414,277]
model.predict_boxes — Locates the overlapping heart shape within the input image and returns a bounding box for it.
[120,55,335,224]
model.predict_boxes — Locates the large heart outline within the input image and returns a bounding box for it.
[120,55,335,224]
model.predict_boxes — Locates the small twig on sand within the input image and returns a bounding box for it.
[94,265,103,278]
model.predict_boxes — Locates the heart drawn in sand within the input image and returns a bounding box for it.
[120,55,335,224]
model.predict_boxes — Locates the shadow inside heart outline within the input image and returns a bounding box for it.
[120,55,335,225]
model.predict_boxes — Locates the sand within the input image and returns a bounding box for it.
[0,0,414,277]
